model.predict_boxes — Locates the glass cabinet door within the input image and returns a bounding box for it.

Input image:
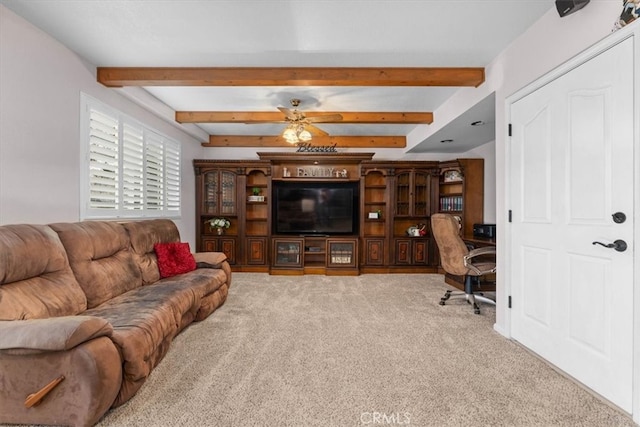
[203,170,236,215]
[395,170,430,217]
[395,172,410,216]
[327,240,357,268]
[220,170,236,215]
[204,171,219,214]
[413,171,429,217]
[273,239,303,267]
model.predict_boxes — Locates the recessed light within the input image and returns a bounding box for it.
[440,139,454,144]
[471,120,485,126]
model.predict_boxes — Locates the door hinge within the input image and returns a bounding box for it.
[508,296,512,309]
[508,123,512,137]
[508,210,512,222]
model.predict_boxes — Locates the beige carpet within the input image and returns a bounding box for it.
[95,273,633,427]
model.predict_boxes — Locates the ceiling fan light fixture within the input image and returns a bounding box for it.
[298,129,312,142]
[282,122,312,144]
[283,126,298,143]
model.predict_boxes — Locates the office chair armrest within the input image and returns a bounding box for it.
[466,246,496,259]
[463,246,496,275]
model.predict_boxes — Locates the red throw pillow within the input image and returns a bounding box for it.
[154,242,197,278]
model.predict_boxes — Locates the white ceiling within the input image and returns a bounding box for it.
[1,0,554,152]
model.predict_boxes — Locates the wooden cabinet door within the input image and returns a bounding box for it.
[201,237,236,264]
[246,237,267,265]
[394,238,429,265]
[412,239,429,265]
[395,239,411,264]
[201,238,217,253]
[218,238,236,264]
[363,238,385,265]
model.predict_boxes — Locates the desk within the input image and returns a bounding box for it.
[444,234,496,291]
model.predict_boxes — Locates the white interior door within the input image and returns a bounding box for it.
[509,37,634,413]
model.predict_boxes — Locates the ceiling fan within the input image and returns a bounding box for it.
[277,99,343,143]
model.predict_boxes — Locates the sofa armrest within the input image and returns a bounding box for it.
[194,251,232,290]
[0,336,122,426]
[0,316,112,354]
[193,251,227,267]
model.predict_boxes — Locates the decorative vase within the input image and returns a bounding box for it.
[216,227,224,235]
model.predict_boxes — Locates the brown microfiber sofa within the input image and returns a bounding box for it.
[0,219,231,427]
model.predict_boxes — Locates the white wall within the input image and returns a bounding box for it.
[0,6,202,247]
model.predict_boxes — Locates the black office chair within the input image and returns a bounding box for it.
[430,213,496,314]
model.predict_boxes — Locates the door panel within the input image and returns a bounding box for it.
[521,246,552,327]
[521,107,552,223]
[567,254,610,354]
[567,91,609,223]
[510,37,634,412]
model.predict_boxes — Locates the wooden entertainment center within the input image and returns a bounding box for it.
[194,153,484,276]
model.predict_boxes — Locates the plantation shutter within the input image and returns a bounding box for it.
[81,94,182,219]
[165,140,181,213]
[145,131,164,212]
[122,123,144,212]
[88,108,119,210]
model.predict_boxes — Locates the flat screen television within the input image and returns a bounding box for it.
[273,181,359,235]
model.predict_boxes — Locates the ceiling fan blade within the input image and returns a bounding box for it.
[278,107,298,120]
[305,113,343,123]
[305,124,329,136]
[277,106,296,119]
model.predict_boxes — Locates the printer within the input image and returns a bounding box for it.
[473,223,496,239]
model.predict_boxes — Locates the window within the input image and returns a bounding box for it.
[80,94,181,219]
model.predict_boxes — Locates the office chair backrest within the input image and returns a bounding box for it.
[431,213,470,276]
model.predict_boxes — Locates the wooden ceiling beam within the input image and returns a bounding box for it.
[204,135,406,148]
[176,111,433,124]
[98,67,484,87]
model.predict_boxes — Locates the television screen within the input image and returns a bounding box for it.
[273,182,358,235]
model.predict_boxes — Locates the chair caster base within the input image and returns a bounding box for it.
[438,288,488,314]
[439,290,452,306]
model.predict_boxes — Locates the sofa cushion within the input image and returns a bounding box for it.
[84,282,198,382]
[123,219,180,285]
[50,221,142,309]
[154,242,196,278]
[0,224,87,320]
